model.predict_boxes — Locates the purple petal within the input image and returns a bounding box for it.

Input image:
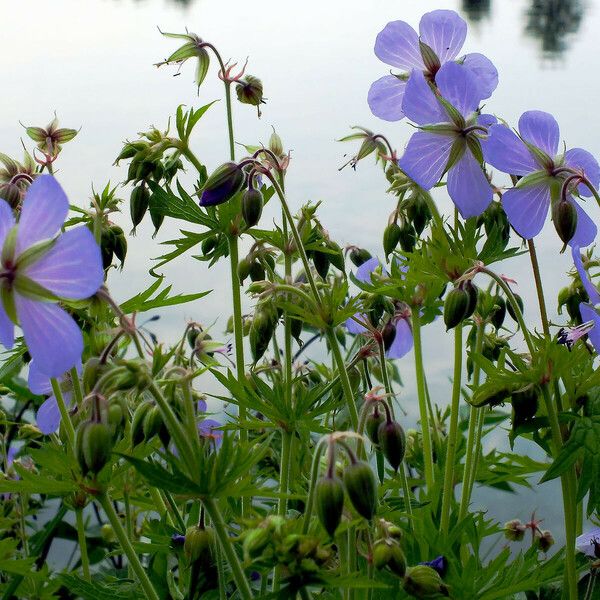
[0,199,16,250]
[576,527,600,558]
[477,114,497,128]
[579,304,600,354]
[447,150,492,218]
[0,301,14,350]
[387,317,413,359]
[569,200,597,248]
[484,124,538,176]
[501,183,551,240]
[28,361,53,395]
[435,61,483,119]
[518,111,560,158]
[419,10,467,64]
[367,76,407,122]
[356,257,383,283]
[36,396,61,434]
[571,246,600,305]
[15,294,83,378]
[346,313,369,334]
[197,398,207,413]
[402,70,447,126]
[16,176,68,258]
[23,226,103,300]
[198,418,223,446]
[565,148,600,197]
[374,20,424,70]
[399,131,454,190]
[461,53,499,99]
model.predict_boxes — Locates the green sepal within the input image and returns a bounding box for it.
[521,138,552,169]
[443,138,466,175]
[419,40,441,74]
[515,170,551,189]
[13,274,59,302]
[1,286,17,324]
[15,237,56,270]
[466,135,484,165]
[1,227,18,266]
[418,124,459,135]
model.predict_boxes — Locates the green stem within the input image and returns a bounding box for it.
[527,240,550,335]
[75,508,91,581]
[302,438,328,534]
[51,378,75,451]
[440,323,463,534]
[411,312,434,491]
[98,493,160,600]
[70,367,84,409]
[202,497,253,600]
[277,431,292,518]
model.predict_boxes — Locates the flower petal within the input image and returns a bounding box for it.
[419,10,467,64]
[356,257,383,283]
[367,76,407,121]
[565,148,600,197]
[461,53,499,99]
[0,300,14,350]
[23,226,103,300]
[387,318,413,359]
[571,246,600,305]
[518,110,560,158]
[484,124,538,176]
[0,199,16,250]
[435,61,484,119]
[402,70,447,126]
[346,313,369,334]
[575,528,600,557]
[569,199,597,248]
[446,149,492,218]
[398,131,454,190]
[579,304,600,354]
[374,20,424,70]
[15,295,83,378]
[16,175,69,258]
[36,396,61,434]
[502,183,551,240]
[28,361,53,395]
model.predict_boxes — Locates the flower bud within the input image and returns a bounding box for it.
[108,398,126,441]
[143,405,170,447]
[199,162,245,207]
[236,76,264,113]
[109,225,127,267]
[313,250,330,279]
[343,461,377,520]
[249,260,266,282]
[316,475,345,537]
[269,129,284,157]
[100,229,115,269]
[506,293,524,321]
[490,295,506,329]
[373,540,392,569]
[381,320,397,352]
[131,401,153,446]
[511,385,539,424]
[536,529,555,553]
[443,287,469,330]
[150,204,165,236]
[349,248,372,267]
[201,235,218,256]
[75,421,113,475]
[553,200,577,245]
[462,281,478,320]
[237,257,252,284]
[184,525,214,564]
[0,182,22,208]
[101,524,115,544]
[503,519,526,542]
[407,194,432,236]
[290,316,303,343]
[130,184,150,230]
[366,406,385,445]
[388,543,407,578]
[403,565,449,598]
[383,223,401,259]
[377,420,406,471]
[243,527,271,560]
[249,306,278,362]
[242,187,263,227]
[398,222,417,253]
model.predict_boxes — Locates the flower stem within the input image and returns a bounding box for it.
[70,367,84,409]
[302,437,328,534]
[202,497,254,600]
[411,312,434,491]
[51,378,75,451]
[97,492,160,600]
[527,240,550,335]
[440,323,463,534]
[75,508,91,581]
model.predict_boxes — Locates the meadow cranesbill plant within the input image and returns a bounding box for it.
[2,8,600,600]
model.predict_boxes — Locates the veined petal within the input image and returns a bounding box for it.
[518,110,560,158]
[356,257,384,283]
[419,10,467,64]
[502,183,551,240]
[579,303,600,354]
[36,396,61,434]
[15,294,83,378]
[16,176,69,258]
[461,52,499,99]
[565,148,600,197]
[387,317,413,359]
[571,246,600,305]
[569,199,597,248]
[398,131,454,190]
[0,199,15,250]
[28,361,53,395]
[367,76,407,121]
[402,70,447,125]
[346,313,369,334]
[447,150,492,218]
[0,300,14,350]
[575,528,600,557]
[484,124,538,176]
[23,226,103,300]
[435,61,484,119]
[374,20,424,70]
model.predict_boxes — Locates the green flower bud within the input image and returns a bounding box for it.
[316,475,345,537]
[366,406,385,445]
[249,260,266,282]
[443,287,469,330]
[101,523,115,543]
[0,182,21,208]
[199,162,245,207]
[269,129,284,157]
[150,203,165,236]
[110,225,127,267]
[403,565,449,598]
[19,423,42,440]
[349,248,372,267]
[398,222,417,253]
[553,200,577,245]
[490,295,506,329]
[76,421,113,475]
[290,316,303,343]
[388,543,407,578]
[143,405,170,447]
[242,187,263,227]
[243,527,271,560]
[184,526,214,565]
[237,257,252,284]
[377,420,406,471]
[503,519,526,542]
[82,357,102,395]
[511,385,539,424]
[372,540,392,569]
[236,76,264,112]
[343,461,377,520]
[462,281,478,320]
[313,250,330,279]
[130,184,150,230]
[383,222,402,259]
[100,228,115,270]
[249,307,278,362]
[201,235,218,255]
[407,194,432,236]
[131,401,153,446]
[506,293,524,321]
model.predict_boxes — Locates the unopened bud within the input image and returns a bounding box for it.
[242,187,263,227]
[199,162,245,207]
[504,519,526,542]
[443,287,469,330]
[490,295,506,329]
[377,420,406,471]
[383,223,401,259]
[403,565,449,598]
[343,461,377,520]
[130,184,150,230]
[184,525,214,565]
[316,475,345,537]
[349,248,372,268]
[236,76,264,114]
[366,407,385,445]
[553,200,577,245]
[75,421,113,475]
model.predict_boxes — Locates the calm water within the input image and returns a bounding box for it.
[3,0,595,552]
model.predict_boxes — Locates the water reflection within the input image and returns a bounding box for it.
[525,0,585,55]
[461,0,491,22]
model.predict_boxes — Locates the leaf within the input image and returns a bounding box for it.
[185,101,218,139]
[147,181,209,225]
[0,467,76,494]
[57,574,145,600]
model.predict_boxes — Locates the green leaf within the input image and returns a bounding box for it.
[147,181,210,226]
[57,574,145,600]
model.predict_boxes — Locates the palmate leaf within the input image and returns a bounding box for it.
[119,276,210,314]
[151,229,206,274]
[147,180,214,227]
[57,574,144,600]
[0,464,76,495]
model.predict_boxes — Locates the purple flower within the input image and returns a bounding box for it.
[368,10,498,122]
[0,176,103,377]
[576,527,600,558]
[29,361,78,434]
[397,61,494,218]
[419,555,447,576]
[198,418,223,446]
[485,111,599,245]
